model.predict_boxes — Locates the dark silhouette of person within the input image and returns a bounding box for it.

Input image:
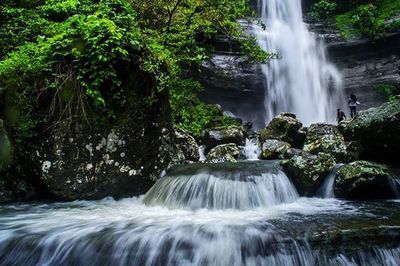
[348,94,360,118]
[337,109,346,123]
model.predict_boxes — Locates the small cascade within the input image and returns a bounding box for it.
[0,160,400,265]
[316,164,344,199]
[198,145,207,162]
[255,0,343,125]
[243,138,261,160]
[144,161,298,210]
[389,177,400,198]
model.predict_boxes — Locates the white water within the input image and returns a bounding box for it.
[243,138,261,160]
[316,164,344,199]
[1,161,400,265]
[255,0,343,125]
[198,145,207,162]
[144,168,298,210]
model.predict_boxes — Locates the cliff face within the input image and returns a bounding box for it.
[195,20,267,130]
[311,20,400,112]
[198,14,400,128]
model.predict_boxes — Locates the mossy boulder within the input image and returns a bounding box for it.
[261,139,291,160]
[35,90,185,201]
[175,127,200,162]
[282,152,336,195]
[260,113,305,148]
[206,143,240,163]
[204,126,245,151]
[335,161,399,199]
[303,124,348,161]
[339,96,400,166]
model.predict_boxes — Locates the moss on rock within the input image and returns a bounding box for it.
[335,160,398,199]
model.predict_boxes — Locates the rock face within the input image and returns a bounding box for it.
[328,33,400,114]
[303,123,360,162]
[260,113,305,148]
[205,143,240,163]
[37,125,183,201]
[0,120,38,203]
[339,97,400,166]
[261,139,291,160]
[335,161,399,199]
[282,153,336,196]
[195,20,267,130]
[204,126,245,151]
[34,90,185,201]
[175,127,200,162]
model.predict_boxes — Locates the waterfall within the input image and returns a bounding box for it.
[316,164,344,199]
[144,161,298,210]
[255,0,343,125]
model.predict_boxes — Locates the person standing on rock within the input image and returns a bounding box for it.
[336,109,346,123]
[348,94,360,118]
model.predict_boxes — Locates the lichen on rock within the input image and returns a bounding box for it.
[206,143,240,163]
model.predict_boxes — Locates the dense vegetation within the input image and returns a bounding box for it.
[311,0,400,39]
[0,0,267,155]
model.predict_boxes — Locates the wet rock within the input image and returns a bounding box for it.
[37,124,184,201]
[175,127,200,162]
[282,152,336,195]
[204,126,245,151]
[0,120,38,203]
[35,88,185,201]
[303,124,349,161]
[335,161,399,199]
[261,139,291,160]
[339,97,400,166]
[206,143,240,163]
[260,113,305,148]
[284,148,311,159]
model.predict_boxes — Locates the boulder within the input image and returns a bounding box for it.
[339,97,400,166]
[261,139,291,160]
[260,113,305,148]
[37,124,184,201]
[206,143,240,163]
[204,126,245,151]
[303,124,347,160]
[35,90,185,201]
[175,127,200,162]
[282,152,336,195]
[335,161,399,199]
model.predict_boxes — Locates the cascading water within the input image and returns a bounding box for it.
[316,164,344,199]
[143,162,298,210]
[243,138,261,161]
[1,161,400,265]
[255,0,343,125]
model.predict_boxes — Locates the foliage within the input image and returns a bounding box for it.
[310,0,337,22]
[350,4,385,38]
[169,79,237,136]
[0,0,265,141]
[375,83,400,101]
[311,0,400,39]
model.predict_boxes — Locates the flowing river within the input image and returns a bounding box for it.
[1,161,400,266]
